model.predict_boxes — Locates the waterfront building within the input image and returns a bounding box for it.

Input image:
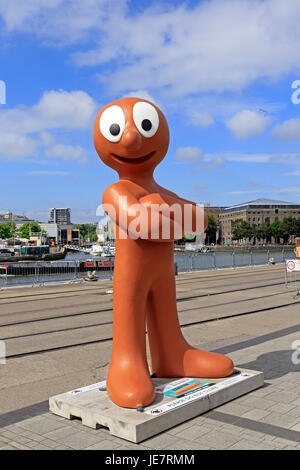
[204,204,226,225]
[49,208,71,225]
[48,208,80,244]
[219,198,300,244]
[40,223,61,245]
[60,227,80,245]
[0,211,33,226]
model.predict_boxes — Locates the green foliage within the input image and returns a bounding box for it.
[205,213,217,243]
[0,222,16,239]
[280,217,300,241]
[73,224,97,242]
[18,222,41,239]
[232,219,254,240]
[255,222,272,241]
[270,220,282,243]
[231,217,300,243]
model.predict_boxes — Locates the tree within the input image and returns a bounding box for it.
[73,224,97,242]
[18,222,41,239]
[205,214,217,244]
[296,218,300,237]
[231,219,244,241]
[0,222,16,239]
[280,217,299,242]
[270,220,283,244]
[256,222,272,243]
[232,219,254,241]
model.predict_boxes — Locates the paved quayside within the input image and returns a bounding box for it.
[0,264,299,449]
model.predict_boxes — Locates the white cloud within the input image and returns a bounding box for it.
[202,156,226,172]
[249,181,277,190]
[175,149,227,172]
[193,155,227,172]
[225,153,272,163]
[199,151,300,165]
[0,0,60,30]
[174,147,203,162]
[0,89,96,162]
[0,89,97,134]
[40,131,56,147]
[195,183,208,190]
[188,111,214,128]
[227,189,262,195]
[190,151,300,177]
[0,0,118,44]
[286,169,300,176]
[74,0,300,97]
[27,170,70,175]
[228,186,300,195]
[45,144,89,163]
[272,118,300,141]
[226,110,269,140]
[123,90,160,108]
[2,1,300,97]
[0,132,38,159]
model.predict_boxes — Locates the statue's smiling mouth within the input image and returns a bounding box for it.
[111,151,155,164]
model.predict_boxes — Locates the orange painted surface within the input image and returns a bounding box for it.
[93,97,234,409]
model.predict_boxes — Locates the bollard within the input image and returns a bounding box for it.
[34,265,39,287]
[174,262,178,276]
[0,266,7,290]
[75,260,79,281]
[213,252,216,269]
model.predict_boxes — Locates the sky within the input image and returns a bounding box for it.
[0,0,300,223]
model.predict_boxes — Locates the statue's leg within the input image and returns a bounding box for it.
[147,275,234,378]
[107,283,155,409]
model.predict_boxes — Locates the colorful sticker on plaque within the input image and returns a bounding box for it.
[163,379,213,398]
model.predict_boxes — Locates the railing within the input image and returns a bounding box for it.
[0,259,114,289]
[0,249,295,290]
[64,244,90,253]
[174,249,295,273]
[284,259,300,298]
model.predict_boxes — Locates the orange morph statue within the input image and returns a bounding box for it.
[93,98,234,409]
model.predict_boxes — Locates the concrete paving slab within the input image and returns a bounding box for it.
[49,368,263,443]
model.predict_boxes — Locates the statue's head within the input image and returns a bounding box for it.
[93,97,169,177]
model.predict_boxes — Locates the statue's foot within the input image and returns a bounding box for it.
[107,362,155,409]
[153,347,234,379]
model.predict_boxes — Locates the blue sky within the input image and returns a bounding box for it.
[0,0,300,223]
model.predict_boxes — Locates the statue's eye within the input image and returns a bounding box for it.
[99,106,125,142]
[109,123,121,136]
[133,102,159,138]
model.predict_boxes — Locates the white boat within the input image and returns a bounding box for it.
[89,244,115,257]
[89,244,104,256]
[185,243,204,252]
